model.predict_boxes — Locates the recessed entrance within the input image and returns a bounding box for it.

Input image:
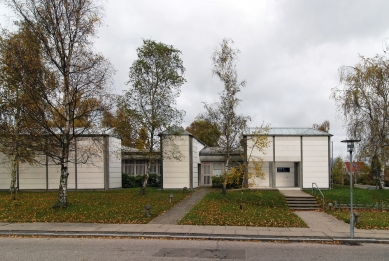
[275,162,297,188]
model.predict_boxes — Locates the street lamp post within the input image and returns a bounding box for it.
[341,139,360,239]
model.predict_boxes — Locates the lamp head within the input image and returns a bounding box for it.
[341,139,361,153]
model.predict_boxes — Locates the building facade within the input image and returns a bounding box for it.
[0,135,121,191]
[160,127,332,190]
[244,128,332,189]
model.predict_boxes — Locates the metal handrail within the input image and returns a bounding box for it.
[312,182,325,209]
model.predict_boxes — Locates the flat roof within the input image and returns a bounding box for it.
[244,127,333,136]
[200,147,243,156]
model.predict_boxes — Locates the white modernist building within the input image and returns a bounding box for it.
[1,127,331,191]
[160,127,332,190]
[0,134,121,191]
[244,128,332,189]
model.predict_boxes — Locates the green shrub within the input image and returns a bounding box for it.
[122,174,144,188]
[122,173,161,188]
[211,176,223,188]
[356,173,375,185]
[148,174,161,187]
[211,175,242,189]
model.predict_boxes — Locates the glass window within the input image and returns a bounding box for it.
[212,163,223,176]
[150,165,157,174]
[136,165,145,175]
[230,162,239,168]
[129,165,135,175]
[213,169,222,176]
[204,165,210,174]
[213,163,222,169]
[204,176,210,185]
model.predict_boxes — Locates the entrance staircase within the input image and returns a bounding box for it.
[279,190,321,211]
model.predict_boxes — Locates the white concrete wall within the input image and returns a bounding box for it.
[246,136,272,188]
[247,136,273,162]
[0,135,121,190]
[109,137,122,189]
[19,155,47,190]
[250,161,270,187]
[0,153,12,190]
[302,136,329,189]
[275,137,301,162]
[47,158,61,190]
[76,137,104,189]
[275,162,295,187]
[192,138,204,188]
[163,135,190,189]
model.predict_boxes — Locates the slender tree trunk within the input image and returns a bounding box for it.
[56,74,71,207]
[56,160,69,207]
[10,102,20,200]
[140,160,151,195]
[10,155,17,200]
[379,165,385,189]
[222,157,230,194]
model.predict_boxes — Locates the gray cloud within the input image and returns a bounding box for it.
[1,0,389,158]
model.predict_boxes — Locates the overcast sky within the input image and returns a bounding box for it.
[1,0,389,160]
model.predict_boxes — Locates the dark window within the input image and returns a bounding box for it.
[277,167,290,172]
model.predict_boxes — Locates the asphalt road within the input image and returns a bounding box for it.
[1,237,389,261]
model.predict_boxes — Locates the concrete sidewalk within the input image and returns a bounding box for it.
[0,212,388,243]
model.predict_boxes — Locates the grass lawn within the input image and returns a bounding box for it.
[307,185,389,230]
[0,188,191,224]
[179,189,307,227]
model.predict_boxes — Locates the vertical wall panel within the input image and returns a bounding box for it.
[18,155,47,190]
[250,162,270,187]
[274,137,301,161]
[109,137,122,189]
[302,136,329,188]
[247,137,273,161]
[163,135,190,189]
[192,138,204,188]
[0,154,11,190]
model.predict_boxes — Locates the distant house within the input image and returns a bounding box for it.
[344,162,366,175]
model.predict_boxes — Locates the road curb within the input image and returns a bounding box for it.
[1,230,388,244]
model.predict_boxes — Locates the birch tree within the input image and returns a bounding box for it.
[2,0,114,206]
[123,39,185,194]
[331,55,389,189]
[0,25,44,200]
[199,38,250,194]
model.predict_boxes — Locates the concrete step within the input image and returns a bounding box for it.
[290,207,320,211]
[284,196,320,211]
[288,202,319,206]
[285,196,316,199]
[286,198,316,202]
[287,200,318,204]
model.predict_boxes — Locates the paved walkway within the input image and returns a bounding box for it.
[149,187,211,225]
[278,189,315,198]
